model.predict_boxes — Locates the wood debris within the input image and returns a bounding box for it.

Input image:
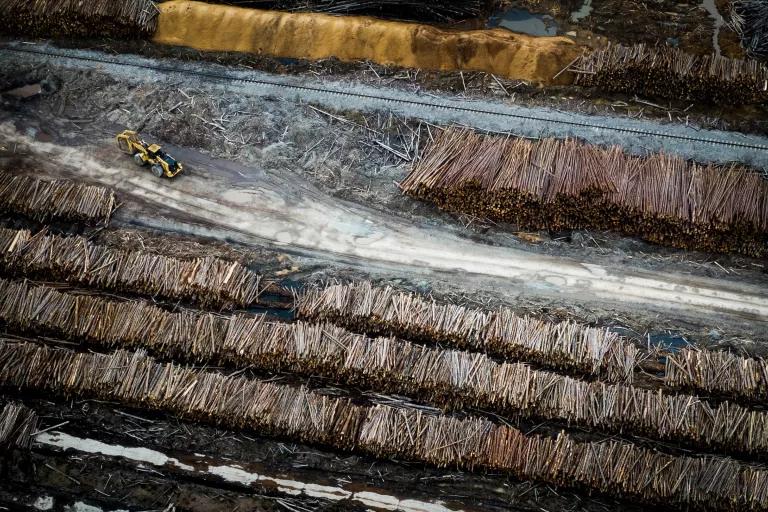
[266,0,486,22]
[730,0,768,60]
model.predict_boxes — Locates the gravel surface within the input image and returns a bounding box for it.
[4,42,768,169]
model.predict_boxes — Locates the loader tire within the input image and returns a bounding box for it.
[151,164,164,178]
[133,153,146,166]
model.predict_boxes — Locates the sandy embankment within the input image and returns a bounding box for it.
[153,0,581,84]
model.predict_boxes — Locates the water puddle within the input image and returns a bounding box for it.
[570,0,593,22]
[487,8,558,36]
[701,0,724,56]
[648,333,690,352]
[246,304,295,321]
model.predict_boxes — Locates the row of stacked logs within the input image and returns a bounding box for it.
[400,128,768,257]
[574,43,768,104]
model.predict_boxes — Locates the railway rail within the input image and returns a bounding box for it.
[4,44,768,160]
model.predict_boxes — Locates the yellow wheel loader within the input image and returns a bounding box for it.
[116,130,183,178]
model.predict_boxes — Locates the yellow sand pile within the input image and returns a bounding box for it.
[153,1,581,84]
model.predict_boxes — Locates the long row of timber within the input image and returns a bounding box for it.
[2,277,767,456]
[2,340,768,510]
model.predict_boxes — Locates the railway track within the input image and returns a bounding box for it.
[4,45,768,160]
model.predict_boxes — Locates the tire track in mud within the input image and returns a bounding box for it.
[6,125,768,322]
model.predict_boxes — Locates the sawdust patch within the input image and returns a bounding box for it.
[153,1,581,84]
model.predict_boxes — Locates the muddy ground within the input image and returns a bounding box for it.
[508,0,744,57]
[1,393,651,512]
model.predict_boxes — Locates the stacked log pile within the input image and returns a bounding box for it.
[731,0,768,60]
[573,43,768,104]
[0,171,115,225]
[0,228,265,308]
[400,128,768,257]
[3,278,768,455]
[0,402,38,449]
[0,339,767,509]
[666,347,768,403]
[362,407,768,505]
[0,0,159,39]
[297,281,638,383]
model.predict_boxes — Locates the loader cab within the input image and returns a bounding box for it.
[159,152,180,171]
[151,147,181,173]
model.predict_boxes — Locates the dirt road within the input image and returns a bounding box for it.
[4,123,767,325]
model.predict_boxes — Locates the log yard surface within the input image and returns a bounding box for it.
[1,1,768,511]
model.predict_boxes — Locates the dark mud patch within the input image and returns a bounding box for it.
[1,448,360,512]
[6,395,644,512]
[504,0,743,58]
